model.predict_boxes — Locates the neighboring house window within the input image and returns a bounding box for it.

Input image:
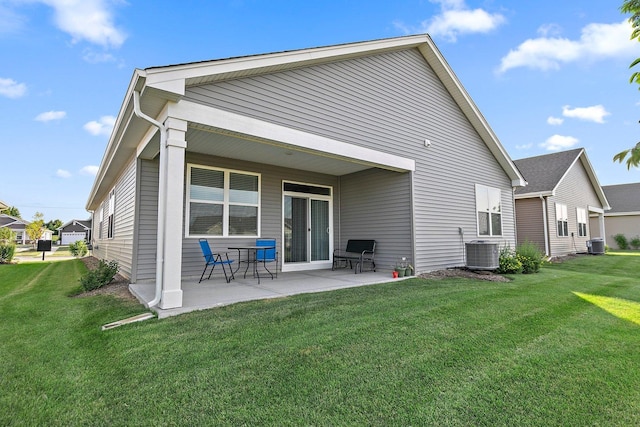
[98,206,103,239]
[556,203,568,237]
[577,207,587,237]
[15,231,23,243]
[475,184,502,236]
[107,190,115,239]
[186,164,260,237]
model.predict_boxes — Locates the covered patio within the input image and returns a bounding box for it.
[130,269,405,318]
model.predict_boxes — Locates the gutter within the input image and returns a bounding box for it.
[540,195,550,257]
[133,90,165,308]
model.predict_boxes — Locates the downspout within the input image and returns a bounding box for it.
[133,90,166,308]
[540,195,550,257]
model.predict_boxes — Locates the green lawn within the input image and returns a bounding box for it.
[1,254,639,425]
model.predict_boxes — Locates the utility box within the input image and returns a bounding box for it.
[587,238,605,255]
[465,241,499,270]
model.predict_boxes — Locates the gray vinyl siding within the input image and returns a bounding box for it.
[91,157,137,279]
[184,47,517,272]
[339,169,413,271]
[134,158,159,282]
[180,152,339,280]
[515,198,546,253]
[547,161,602,257]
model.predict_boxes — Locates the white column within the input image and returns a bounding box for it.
[159,117,187,309]
[598,213,606,240]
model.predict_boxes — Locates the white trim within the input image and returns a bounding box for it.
[475,184,503,237]
[172,100,415,173]
[604,211,640,217]
[515,191,554,199]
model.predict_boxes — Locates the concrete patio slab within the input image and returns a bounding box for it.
[130,268,409,318]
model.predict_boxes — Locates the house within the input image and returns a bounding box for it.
[513,148,610,257]
[57,219,92,245]
[595,183,640,248]
[0,213,53,244]
[0,200,8,211]
[85,34,525,309]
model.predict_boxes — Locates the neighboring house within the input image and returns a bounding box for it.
[86,34,525,309]
[57,219,92,245]
[0,200,8,211]
[595,183,640,248]
[0,213,52,244]
[513,148,610,257]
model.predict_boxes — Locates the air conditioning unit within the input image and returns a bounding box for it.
[587,238,605,255]
[465,241,499,270]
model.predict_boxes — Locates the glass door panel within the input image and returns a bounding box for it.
[311,199,329,261]
[284,196,308,263]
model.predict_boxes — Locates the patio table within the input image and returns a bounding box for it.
[228,245,276,284]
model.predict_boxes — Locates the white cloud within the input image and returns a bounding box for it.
[80,165,99,176]
[547,116,564,126]
[562,104,610,123]
[540,134,579,151]
[83,115,116,136]
[56,169,71,178]
[0,77,27,98]
[499,20,640,73]
[82,49,116,64]
[516,143,533,150]
[0,5,26,34]
[396,0,505,41]
[41,0,127,48]
[35,110,67,122]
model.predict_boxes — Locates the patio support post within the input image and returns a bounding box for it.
[159,117,187,309]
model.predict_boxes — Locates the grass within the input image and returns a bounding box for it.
[1,255,640,425]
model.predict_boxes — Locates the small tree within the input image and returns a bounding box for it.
[2,206,21,218]
[26,212,45,247]
[0,227,16,264]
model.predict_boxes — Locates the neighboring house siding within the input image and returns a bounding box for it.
[184,48,517,272]
[602,216,640,248]
[547,161,601,256]
[179,153,339,279]
[515,198,545,253]
[134,158,160,282]
[92,158,137,279]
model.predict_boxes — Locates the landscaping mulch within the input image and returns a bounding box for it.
[419,267,511,282]
[77,256,137,301]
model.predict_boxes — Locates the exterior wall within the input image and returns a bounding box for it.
[546,160,602,257]
[179,152,340,280]
[91,157,137,279]
[133,158,159,282]
[515,197,546,253]
[339,169,413,271]
[601,215,640,248]
[184,48,517,272]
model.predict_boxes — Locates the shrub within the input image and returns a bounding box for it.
[516,241,544,274]
[613,234,629,250]
[0,242,16,264]
[80,260,119,291]
[69,240,88,257]
[630,236,640,250]
[0,227,16,242]
[497,246,522,274]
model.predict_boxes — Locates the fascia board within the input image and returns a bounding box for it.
[605,211,640,217]
[515,191,554,200]
[144,35,429,88]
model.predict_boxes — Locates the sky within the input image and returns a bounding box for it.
[1,0,640,223]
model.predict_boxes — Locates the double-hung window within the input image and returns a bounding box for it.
[98,206,103,239]
[475,184,502,236]
[187,164,260,237]
[577,207,587,237]
[556,203,568,237]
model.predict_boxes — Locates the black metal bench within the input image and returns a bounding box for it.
[332,239,376,274]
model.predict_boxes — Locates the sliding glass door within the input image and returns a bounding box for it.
[283,182,332,271]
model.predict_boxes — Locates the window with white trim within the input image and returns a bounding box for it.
[475,184,502,236]
[107,189,115,239]
[556,203,568,237]
[577,207,587,237]
[186,164,260,237]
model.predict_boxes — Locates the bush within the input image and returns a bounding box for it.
[516,241,544,274]
[0,242,16,264]
[630,236,640,250]
[497,246,522,274]
[69,240,88,257]
[0,227,16,242]
[613,234,629,250]
[80,260,119,291]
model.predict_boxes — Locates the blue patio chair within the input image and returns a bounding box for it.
[255,238,278,279]
[198,239,235,283]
